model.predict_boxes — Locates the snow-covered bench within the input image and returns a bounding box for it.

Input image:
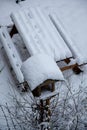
[0,27,24,83]
[10,8,72,63]
[0,27,65,96]
[21,53,64,97]
[49,13,87,66]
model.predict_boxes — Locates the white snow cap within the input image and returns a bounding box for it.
[21,53,64,91]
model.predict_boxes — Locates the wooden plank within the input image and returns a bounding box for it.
[51,82,55,92]
[0,27,24,83]
[60,63,83,74]
[79,62,87,67]
[60,63,77,71]
[32,80,56,97]
[38,79,57,88]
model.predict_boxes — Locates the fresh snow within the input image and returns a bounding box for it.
[0,27,24,83]
[21,53,64,91]
[11,7,72,61]
[0,0,20,26]
[49,0,87,65]
[49,13,84,64]
[0,0,87,129]
[49,11,87,65]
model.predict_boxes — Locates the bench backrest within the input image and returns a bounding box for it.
[0,27,24,83]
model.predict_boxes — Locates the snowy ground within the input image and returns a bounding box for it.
[0,0,87,129]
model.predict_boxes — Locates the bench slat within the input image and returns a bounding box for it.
[0,27,24,83]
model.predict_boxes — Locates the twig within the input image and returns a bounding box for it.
[0,105,10,130]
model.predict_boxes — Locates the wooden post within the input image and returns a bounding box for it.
[40,100,44,123]
[51,82,55,92]
[46,99,50,106]
[32,87,41,97]
[60,63,77,71]
[72,64,83,74]
[64,58,71,64]
[46,99,51,120]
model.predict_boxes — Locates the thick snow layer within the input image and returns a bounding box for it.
[21,53,64,91]
[49,13,83,64]
[11,8,72,62]
[49,12,87,65]
[0,0,87,129]
[20,0,87,65]
[47,0,87,65]
[0,27,24,83]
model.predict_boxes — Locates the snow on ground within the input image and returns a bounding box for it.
[0,0,87,129]
[48,0,87,65]
[0,0,20,26]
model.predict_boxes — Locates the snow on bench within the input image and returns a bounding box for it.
[11,7,72,62]
[0,27,24,83]
[49,13,87,65]
[21,53,64,92]
[0,27,64,94]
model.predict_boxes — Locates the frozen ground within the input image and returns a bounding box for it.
[0,0,87,129]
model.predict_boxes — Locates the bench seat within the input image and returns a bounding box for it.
[11,8,72,62]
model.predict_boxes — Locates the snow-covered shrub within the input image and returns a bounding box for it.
[50,81,87,130]
[0,81,87,130]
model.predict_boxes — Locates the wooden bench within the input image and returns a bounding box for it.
[49,12,87,73]
[10,8,73,63]
[0,27,24,83]
[10,8,82,73]
[21,53,65,97]
[0,27,65,95]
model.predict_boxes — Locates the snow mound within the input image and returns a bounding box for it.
[21,53,64,91]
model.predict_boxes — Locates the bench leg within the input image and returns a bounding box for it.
[51,82,55,92]
[10,25,18,37]
[32,87,41,97]
[64,58,71,64]
[60,58,83,74]
[72,64,83,74]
